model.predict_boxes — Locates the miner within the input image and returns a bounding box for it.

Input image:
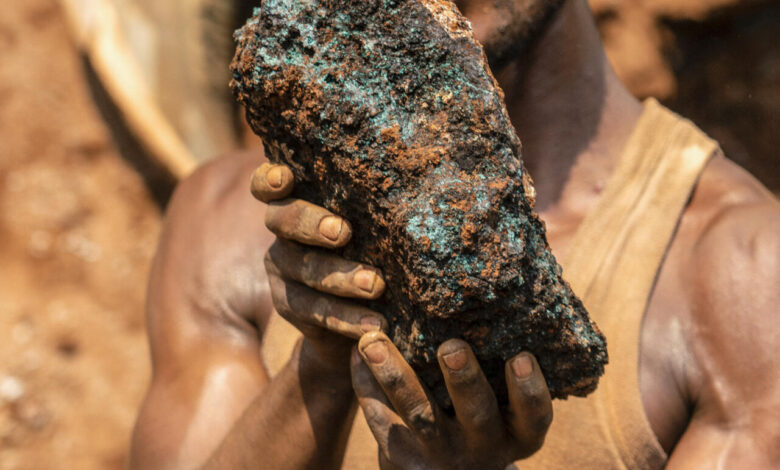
[129,0,780,468]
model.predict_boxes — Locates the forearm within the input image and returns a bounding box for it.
[203,339,357,470]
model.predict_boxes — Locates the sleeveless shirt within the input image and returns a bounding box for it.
[261,99,720,468]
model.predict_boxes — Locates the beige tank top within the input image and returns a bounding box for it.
[261,99,719,468]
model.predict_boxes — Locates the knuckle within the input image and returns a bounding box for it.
[301,202,324,221]
[263,205,280,230]
[517,379,550,407]
[281,286,311,320]
[526,378,549,398]
[407,404,437,440]
[309,295,332,323]
[362,401,391,429]
[270,290,292,317]
[264,243,282,262]
[263,251,277,272]
[414,422,438,443]
[300,255,320,286]
[351,366,373,392]
[408,402,433,421]
[450,368,481,387]
[379,368,406,391]
[465,407,495,431]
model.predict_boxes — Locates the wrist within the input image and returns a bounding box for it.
[298,338,354,388]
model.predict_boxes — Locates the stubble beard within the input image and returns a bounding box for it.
[456,0,568,72]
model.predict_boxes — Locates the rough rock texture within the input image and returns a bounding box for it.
[231,0,607,406]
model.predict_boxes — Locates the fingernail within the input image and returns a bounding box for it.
[354,270,377,293]
[360,316,382,333]
[442,349,468,371]
[267,166,284,188]
[512,354,533,379]
[318,216,343,241]
[362,341,388,365]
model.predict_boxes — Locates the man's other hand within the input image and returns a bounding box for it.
[352,332,553,470]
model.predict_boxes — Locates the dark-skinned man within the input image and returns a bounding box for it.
[129,0,780,468]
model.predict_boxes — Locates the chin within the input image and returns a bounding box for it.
[454,0,567,70]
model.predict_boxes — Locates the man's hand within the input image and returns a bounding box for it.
[352,332,553,470]
[252,162,388,364]
[254,161,553,468]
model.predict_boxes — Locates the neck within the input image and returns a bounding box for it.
[494,0,642,215]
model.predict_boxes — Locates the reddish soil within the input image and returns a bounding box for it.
[0,0,158,468]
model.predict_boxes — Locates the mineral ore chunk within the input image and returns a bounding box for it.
[231,0,608,407]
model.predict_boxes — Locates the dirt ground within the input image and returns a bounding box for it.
[0,0,777,469]
[0,0,158,468]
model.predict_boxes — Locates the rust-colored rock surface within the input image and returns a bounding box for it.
[231,0,607,406]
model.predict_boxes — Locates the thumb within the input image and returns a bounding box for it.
[505,352,553,458]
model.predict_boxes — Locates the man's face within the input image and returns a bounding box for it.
[453,0,566,69]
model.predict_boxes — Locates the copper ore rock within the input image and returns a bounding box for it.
[231,0,607,407]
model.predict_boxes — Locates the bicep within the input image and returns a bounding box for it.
[129,321,269,470]
[669,205,780,468]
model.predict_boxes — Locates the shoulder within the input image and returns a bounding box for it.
[688,155,779,305]
[169,149,266,212]
[679,153,779,426]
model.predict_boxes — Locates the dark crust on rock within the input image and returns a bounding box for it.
[231,0,607,407]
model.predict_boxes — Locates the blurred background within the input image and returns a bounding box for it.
[0,0,777,468]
